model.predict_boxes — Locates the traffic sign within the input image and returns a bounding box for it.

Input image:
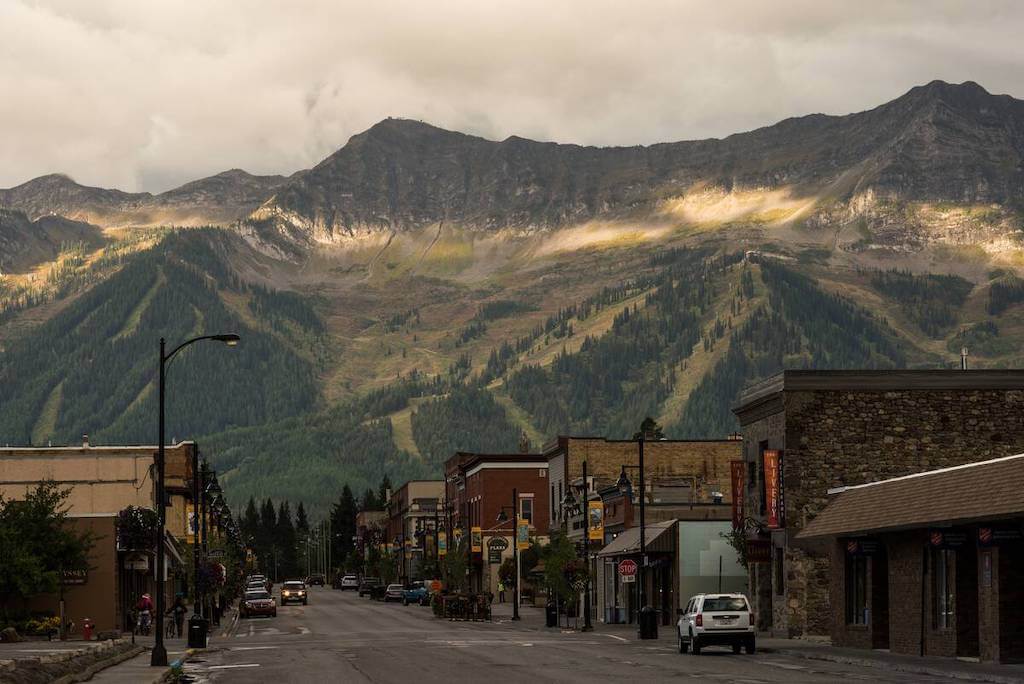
[618,558,638,583]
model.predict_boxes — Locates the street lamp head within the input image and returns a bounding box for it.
[212,333,241,347]
[206,472,222,495]
[496,509,509,523]
[561,489,578,515]
[616,468,633,496]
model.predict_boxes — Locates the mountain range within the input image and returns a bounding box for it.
[2,80,1023,515]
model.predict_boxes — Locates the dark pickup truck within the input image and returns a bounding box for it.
[358,577,383,597]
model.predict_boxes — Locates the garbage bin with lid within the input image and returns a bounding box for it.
[638,605,658,640]
[545,601,557,628]
[187,614,209,649]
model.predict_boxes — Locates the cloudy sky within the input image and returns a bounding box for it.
[2,0,1023,192]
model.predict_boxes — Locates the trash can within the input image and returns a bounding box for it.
[545,601,557,628]
[187,614,209,649]
[638,605,658,640]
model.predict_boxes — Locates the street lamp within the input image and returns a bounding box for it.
[152,333,239,667]
[495,487,521,621]
[616,434,656,640]
[562,461,593,632]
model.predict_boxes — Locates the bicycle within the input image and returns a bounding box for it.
[165,618,177,639]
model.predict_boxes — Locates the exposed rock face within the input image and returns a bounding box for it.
[251,80,1024,243]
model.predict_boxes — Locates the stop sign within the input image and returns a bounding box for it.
[618,559,638,577]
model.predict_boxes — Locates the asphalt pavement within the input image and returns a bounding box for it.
[182,587,952,684]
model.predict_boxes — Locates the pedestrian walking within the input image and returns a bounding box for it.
[168,594,187,638]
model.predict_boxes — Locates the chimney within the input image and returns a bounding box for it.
[82,434,89,448]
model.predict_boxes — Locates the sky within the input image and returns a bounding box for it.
[2,0,1023,193]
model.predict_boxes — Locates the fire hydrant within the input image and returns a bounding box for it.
[82,618,94,641]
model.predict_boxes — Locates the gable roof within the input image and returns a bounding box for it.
[798,453,1024,539]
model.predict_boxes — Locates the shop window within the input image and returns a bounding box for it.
[845,555,868,625]
[520,497,533,525]
[933,549,954,629]
[774,548,785,595]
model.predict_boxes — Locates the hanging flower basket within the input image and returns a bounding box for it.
[116,506,159,551]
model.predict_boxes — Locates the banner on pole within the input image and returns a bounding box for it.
[587,501,604,541]
[471,527,483,554]
[730,461,745,529]
[516,518,530,550]
[438,531,448,556]
[763,449,784,528]
[186,504,197,544]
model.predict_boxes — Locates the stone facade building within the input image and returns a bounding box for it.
[732,370,1024,639]
[385,480,444,583]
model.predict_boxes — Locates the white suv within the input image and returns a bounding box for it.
[677,593,755,655]
[340,575,360,590]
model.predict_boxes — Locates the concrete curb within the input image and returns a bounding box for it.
[153,648,196,684]
[770,648,1024,684]
[50,644,146,684]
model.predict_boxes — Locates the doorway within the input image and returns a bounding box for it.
[956,545,979,658]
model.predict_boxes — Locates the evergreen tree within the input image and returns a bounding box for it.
[378,475,392,507]
[295,502,310,537]
[361,488,379,511]
[276,501,297,579]
[241,496,259,544]
[330,486,357,569]
[634,416,665,440]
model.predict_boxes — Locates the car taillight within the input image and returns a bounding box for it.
[695,614,703,627]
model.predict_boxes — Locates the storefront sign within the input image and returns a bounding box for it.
[587,501,604,541]
[845,539,880,556]
[124,552,150,571]
[438,531,448,557]
[763,450,784,528]
[61,568,88,585]
[929,530,968,548]
[730,461,745,529]
[471,527,483,554]
[488,537,509,564]
[618,558,637,583]
[516,519,530,550]
[746,537,771,563]
[977,526,1023,547]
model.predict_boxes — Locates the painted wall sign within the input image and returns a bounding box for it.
[730,461,745,529]
[763,450,784,528]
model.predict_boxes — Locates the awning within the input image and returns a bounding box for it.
[799,453,1024,539]
[598,520,675,557]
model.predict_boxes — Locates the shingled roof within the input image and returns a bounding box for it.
[798,453,1024,539]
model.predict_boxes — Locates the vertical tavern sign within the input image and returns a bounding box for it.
[730,461,745,530]
[587,501,604,541]
[763,449,784,528]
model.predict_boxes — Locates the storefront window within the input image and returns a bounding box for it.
[933,549,954,629]
[520,497,533,525]
[845,555,868,625]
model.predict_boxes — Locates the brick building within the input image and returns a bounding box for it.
[444,452,549,595]
[0,439,197,633]
[732,370,1024,639]
[385,480,444,583]
[798,454,1024,664]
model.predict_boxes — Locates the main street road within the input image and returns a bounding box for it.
[184,588,947,683]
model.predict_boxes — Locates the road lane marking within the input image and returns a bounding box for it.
[604,634,629,642]
[230,646,280,651]
[298,626,311,635]
[209,664,261,670]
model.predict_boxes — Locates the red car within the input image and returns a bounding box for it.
[240,589,277,618]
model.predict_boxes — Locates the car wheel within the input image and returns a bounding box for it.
[691,633,701,655]
[403,598,409,606]
[732,643,741,654]
[678,634,688,654]
[745,638,756,655]
[303,600,308,605]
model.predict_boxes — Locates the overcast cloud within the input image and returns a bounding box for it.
[2,0,1023,192]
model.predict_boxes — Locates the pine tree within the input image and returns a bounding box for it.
[378,475,392,506]
[241,496,259,543]
[277,501,297,579]
[330,486,357,567]
[361,488,379,511]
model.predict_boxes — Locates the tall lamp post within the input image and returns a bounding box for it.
[562,460,593,632]
[152,333,239,667]
[617,435,656,639]
[495,487,521,621]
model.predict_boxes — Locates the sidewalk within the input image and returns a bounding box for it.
[87,608,238,684]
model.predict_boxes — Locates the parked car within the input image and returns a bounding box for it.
[677,593,754,655]
[240,590,277,619]
[338,575,360,591]
[384,584,405,602]
[280,580,308,605]
[306,574,326,586]
[402,581,429,606]
[358,577,383,597]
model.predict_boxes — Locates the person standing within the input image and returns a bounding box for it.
[498,581,506,603]
[169,595,187,638]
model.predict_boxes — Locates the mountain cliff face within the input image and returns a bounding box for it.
[247,81,1024,243]
[0,169,287,227]
[0,208,105,273]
